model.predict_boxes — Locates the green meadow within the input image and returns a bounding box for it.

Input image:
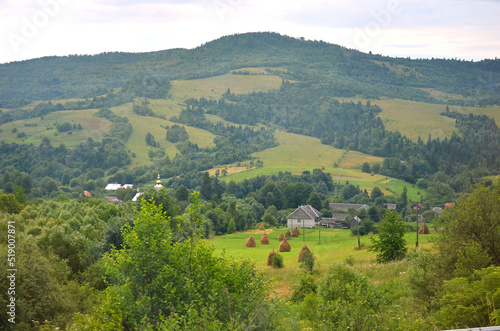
[373,98,500,142]
[111,102,217,167]
[210,130,424,199]
[0,108,112,146]
[169,68,283,101]
[207,227,438,296]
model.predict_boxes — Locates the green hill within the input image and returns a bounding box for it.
[0,32,499,204]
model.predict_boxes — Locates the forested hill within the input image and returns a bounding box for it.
[1,32,499,105]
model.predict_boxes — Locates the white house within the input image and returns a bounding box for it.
[286,205,322,229]
[105,183,122,191]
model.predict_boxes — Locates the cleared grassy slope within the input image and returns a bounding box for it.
[208,227,438,296]
[111,103,217,167]
[208,130,424,199]
[374,99,500,142]
[0,109,112,146]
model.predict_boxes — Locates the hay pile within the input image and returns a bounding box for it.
[418,222,430,234]
[285,229,292,239]
[267,250,277,266]
[278,233,285,241]
[279,238,291,252]
[245,235,257,247]
[260,233,269,245]
[259,223,266,231]
[433,226,438,233]
[292,227,300,237]
[298,245,312,262]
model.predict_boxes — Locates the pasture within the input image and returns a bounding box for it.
[207,226,438,296]
[111,103,217,167]
[0,108,112,146]
[209,130,424,199]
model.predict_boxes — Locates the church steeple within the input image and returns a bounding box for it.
[154,173,163,191]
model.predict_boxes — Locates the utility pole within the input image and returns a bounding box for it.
[318,221,321,244]
[415,201,420,247]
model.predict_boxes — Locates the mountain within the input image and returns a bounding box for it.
[1,32,499,105]
[1,32,500,204]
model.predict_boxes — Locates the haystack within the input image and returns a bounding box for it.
[298,245,313,262]
[278,233,285,241]
[259,223,266,231]
[292,227,300,237]
[285,229,292,239]
[260,233,269,245]
[418,222,430,234]
[267,250,277,266]
[245,235,257,247]
[433,226,438,233]
[279,238,291,252]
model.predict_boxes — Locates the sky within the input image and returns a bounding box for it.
[1,0,499,64]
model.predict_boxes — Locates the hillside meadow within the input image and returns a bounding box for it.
[0,108,112,146]
[207,226,438,296]
[208,130,424,200]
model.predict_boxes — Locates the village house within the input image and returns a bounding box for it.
[329,203,370,212]
[321,213,349,229]
[286,205,322,229]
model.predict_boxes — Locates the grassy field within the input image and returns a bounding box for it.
[169,68,283,101]
[208,130,424,199]
[372,98,500,142]
[111,103,217,167]
[207,227,438,296]
[0,108,112,146]
[214,130,384,180]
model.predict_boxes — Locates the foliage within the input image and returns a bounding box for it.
[271,253,284,269]
[436,266,500,329]
[226,218,236,234]
[351,219,376,236]
[405,249,443,311]
[166,124,189,143]
[291,273,317,302]
[370,210,407,262]
[145,132,157,147]
[302,263,380,330]
[73,196,268,329]
[0,229,95,330]
[299,253,315,274]
[437,180,500,275]
[0,192,24,214]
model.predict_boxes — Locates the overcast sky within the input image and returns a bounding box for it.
[1,0,499,64]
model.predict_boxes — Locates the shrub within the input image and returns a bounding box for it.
[271,253,284,269]
[310,263,380,330]
[267,250,276,266]
[291,273,317,302]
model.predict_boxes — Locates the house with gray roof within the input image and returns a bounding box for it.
[321,213,349,228]
[287,205,322,229]
[432,207,442,217]
[385,203,397,210]
[329,203,369,212]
